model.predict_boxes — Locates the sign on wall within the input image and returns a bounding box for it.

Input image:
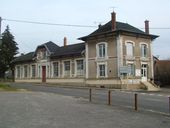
[135,69,141,76]
[120,66,131,74]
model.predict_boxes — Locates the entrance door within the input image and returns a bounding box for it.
[42,66,46,82]
[141,64,147,81]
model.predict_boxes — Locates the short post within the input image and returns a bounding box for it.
[108,90,111,105]
[169,97,170,114]
[89,88,92,102]
[134,93,138,111]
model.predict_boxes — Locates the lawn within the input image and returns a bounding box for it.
[0,83,18,91]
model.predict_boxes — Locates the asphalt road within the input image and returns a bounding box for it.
[9,83,170,115]
[1,92,170,128]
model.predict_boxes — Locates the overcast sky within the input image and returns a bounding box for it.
[0,0,170,59]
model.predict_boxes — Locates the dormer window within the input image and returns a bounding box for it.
[37,48,47,60]
[96,42,108,59]
[41,50,47,59]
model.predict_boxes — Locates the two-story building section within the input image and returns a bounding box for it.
[13,11,159,90]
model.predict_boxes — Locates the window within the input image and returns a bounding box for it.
[99,44,105,57]
[64,61,70,77]
[32,65,36,78]
[99,64,106,77]
[47,65,50,78]
[128,64,135,76]
[38,66,41,78]
[141,44,147,57]
[16,66,20,78]
[53,62,59,77]
[126,42,133,56]
[37,49,47,60]
[21,67,23,78]
[97,63,107,78]
[24,65,28,78]
[96,42,107,58]
[76,60,84,76]
[42,51,47,59]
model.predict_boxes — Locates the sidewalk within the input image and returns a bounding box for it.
[8,82,170,97]
[35,82,170,96]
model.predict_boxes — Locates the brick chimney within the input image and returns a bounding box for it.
[145,20,149,34]
[64,37,67,46]
[111,11,116,31]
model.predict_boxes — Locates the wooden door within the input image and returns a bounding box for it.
[42,66,46,82]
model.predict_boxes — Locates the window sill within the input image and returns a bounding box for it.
[140,57,149,61]
[95,56,108,61]
[125,56,135,61]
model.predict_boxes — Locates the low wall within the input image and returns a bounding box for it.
[86,79,122,88]
[15,78,144,89]
[15,79,41,83]
[121,84,146,90]
[46,78,85,86]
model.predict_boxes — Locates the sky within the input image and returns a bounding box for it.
[0,0,170,59]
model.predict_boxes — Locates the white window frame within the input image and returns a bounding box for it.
[53,61,60,78]
[140,42,149,58]
[42,50,47,60]
[31,64,36,78]
[24,65,28,78]
[38,65,41,78]
[37,49,47,60]
[16,65,21,78]
[63,60,71,77]
[75,59,84,77]
[127,63,135,76]
[47,64,50,78]
[96,42,108,59]
[97,62,108,78]
[125,41,135,57]
[20,66,24,78]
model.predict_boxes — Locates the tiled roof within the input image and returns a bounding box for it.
[44,41,60,53]
[51,43,85,59]
[12,42,85,63]
[79,21,158,41]
[12,52,34,63]
[35,41,60,55]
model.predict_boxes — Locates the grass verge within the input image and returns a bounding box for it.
[0,83,18,91]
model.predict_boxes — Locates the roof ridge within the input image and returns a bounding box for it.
[79,19,158,41]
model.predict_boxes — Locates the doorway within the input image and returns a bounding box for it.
[42,66,46,82]
[141,64,147,81]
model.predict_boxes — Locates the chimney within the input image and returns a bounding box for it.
[64,37,67,46]
[145,20,149,34]
[111,11,116,31]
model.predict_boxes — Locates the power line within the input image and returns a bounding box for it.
[140,28,170,30]
[2,18,97,28]
[2,18,170,29]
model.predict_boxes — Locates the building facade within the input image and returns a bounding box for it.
[13,12,159,89]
